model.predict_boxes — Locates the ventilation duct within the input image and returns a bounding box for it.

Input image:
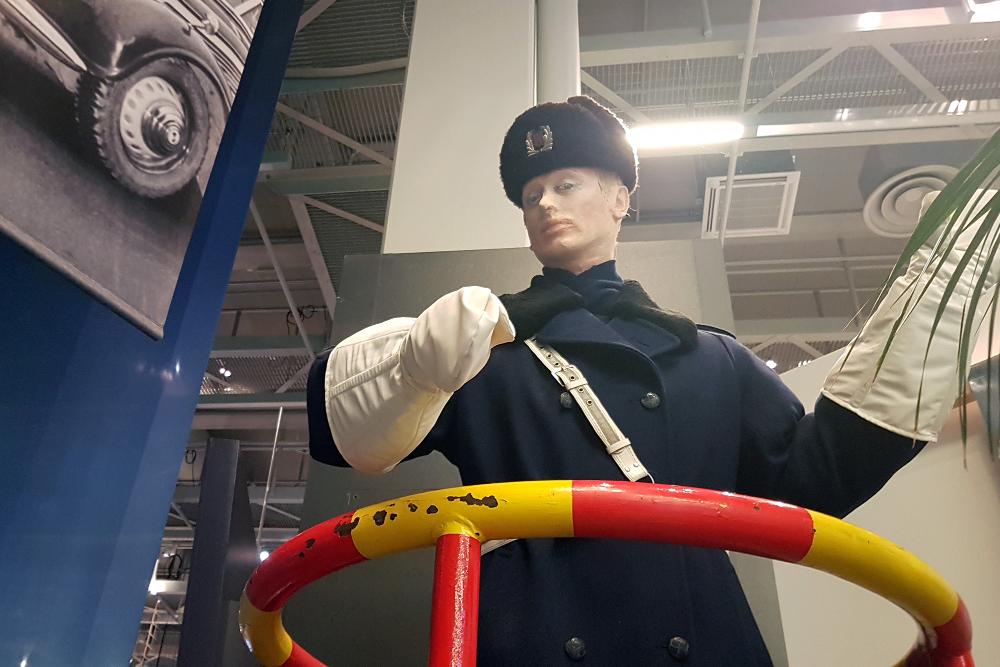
[697,151,799,238]
[701,171,800,239]
[857,143,978,237]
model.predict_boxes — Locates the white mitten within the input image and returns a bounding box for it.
[823,189,999,441]
[324,287,514,472]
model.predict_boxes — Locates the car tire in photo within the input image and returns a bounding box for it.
[76,57,212,199]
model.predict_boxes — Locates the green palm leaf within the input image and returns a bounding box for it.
[855,128,1000,458]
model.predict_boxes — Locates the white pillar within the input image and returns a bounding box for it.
[382,0,535,254]
[536,0,581,103]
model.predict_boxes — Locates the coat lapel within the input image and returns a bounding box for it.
[608,316,683,358]
[533,309,684,361]
[534,308,633,349]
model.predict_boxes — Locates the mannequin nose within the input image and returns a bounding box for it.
[538,189,558,211]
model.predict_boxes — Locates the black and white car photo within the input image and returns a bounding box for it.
[0,0,260,337]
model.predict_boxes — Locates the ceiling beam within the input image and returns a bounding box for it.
[197,393,307,408]
[281,68,405,95]
[301,195,385,233]
[285,57,408,80]
[746,45,848,114]
[580,7,991,65]
[260,504,301,523]
[259,164,391,195]
[174,484,305,505]
[275,102,393,167]
[580,71,651,124]
[297,0,337,33]
[192,401,307,431]
[186,440,309,451]
[162,526,297,543]
[250,201,316,358]
[276,360,313,394]
[640,124,994,158]
[790,339,827,359]
[210,336,323,358]
[869,41,948,104]
[735,317,859,339]
[260,127,983,194]
[290,196,339,321]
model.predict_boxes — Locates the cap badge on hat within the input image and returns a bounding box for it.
[524,125,553,156]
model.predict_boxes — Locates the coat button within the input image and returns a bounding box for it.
[667,636,689,660]
[560,391,574,408]
[564,637,586,661]
[640,392,661,409]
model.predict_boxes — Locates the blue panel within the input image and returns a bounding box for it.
[0,2,302,665]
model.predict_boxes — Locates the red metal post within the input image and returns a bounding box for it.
[428,533,481,667]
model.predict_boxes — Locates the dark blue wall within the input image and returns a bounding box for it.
[0,2,302,665]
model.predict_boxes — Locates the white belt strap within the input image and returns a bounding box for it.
[481,339,655,556]
[524,337,654,484]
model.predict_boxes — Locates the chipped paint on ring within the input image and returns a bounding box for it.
[350,481,575,560]
[238,481,972,667]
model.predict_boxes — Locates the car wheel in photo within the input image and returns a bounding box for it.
[76,57,211,199]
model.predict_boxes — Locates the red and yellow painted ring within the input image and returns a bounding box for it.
[239,481,973,666]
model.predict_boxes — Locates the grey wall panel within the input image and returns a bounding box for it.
[290,240,785,666]
[330,240,733,344]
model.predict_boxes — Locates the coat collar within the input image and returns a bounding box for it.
[498,274,698,353]
[534,309,685,358]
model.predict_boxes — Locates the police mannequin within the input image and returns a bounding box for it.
[307,96,997,664]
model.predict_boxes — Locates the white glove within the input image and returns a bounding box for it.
[823,189,999,441]
[324,287,515,473]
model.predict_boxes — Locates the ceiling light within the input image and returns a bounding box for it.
[967,0,1000,22]
[947,99,969,114]
[218,367,227,375]
[627,120,744,150]
[765,359,778,370]
[858,12,881,30]
[259,550,270,561]
[224,369,232,378]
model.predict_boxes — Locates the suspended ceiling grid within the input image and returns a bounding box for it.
[288,0,414,69]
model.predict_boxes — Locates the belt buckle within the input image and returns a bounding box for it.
[552,364,581,389]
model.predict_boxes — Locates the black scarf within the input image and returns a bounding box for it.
[498,273,699,350]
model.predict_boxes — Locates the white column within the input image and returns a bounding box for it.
[382,0,535,254]
[536,0,581,103]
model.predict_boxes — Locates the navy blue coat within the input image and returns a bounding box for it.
[308,267,921,666]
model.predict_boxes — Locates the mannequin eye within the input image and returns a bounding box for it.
[524,191,542,207]
[556,181,576,192]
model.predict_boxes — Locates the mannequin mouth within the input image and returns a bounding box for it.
[543,219,574,235]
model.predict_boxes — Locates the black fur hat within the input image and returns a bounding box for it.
[499,95,638,208]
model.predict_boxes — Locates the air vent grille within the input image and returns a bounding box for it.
[702,172,800,238]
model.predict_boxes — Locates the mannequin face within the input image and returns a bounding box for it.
[521,168,629,274]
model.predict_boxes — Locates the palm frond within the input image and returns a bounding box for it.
[856,128,1000,457]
